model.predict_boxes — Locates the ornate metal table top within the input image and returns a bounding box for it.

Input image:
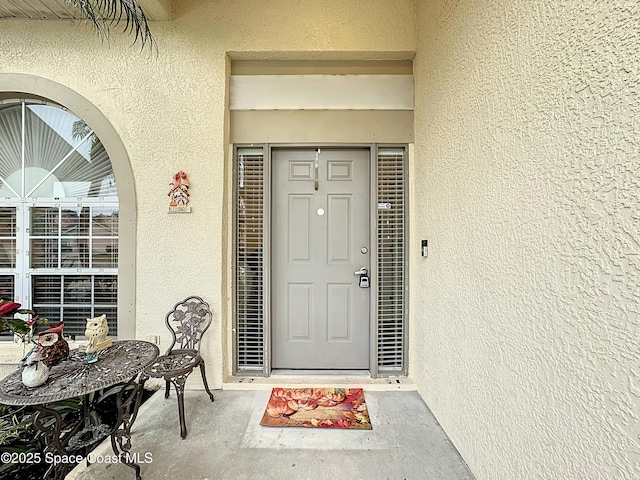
[0,340,159,406]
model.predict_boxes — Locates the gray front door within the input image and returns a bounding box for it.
[271,148,370,369]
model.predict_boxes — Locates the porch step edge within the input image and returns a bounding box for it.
[222,375,417,391]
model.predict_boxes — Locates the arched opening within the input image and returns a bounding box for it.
[0,75,135,339]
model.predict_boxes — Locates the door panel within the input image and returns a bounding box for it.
[288,283,312,339]
[327,195,351,262]
[272,148,370,369]
[288,195,312,262]
[327,283,351,340]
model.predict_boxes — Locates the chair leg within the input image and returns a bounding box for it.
[165,380,171,399]
[199,361,215,402]
[177,389,187,439]
[173,376,188,439]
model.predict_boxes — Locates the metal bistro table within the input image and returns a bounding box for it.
[0,340,159,480]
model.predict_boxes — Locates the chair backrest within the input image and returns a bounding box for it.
[164,296,213,354]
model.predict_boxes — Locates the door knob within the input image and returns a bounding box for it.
[354,267,368,276]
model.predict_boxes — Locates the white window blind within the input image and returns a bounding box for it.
[376,148,407,372]
[234,147,266,372]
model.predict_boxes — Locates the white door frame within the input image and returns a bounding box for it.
[232,143,408,378]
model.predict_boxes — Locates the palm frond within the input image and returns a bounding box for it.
[67,0,157,51]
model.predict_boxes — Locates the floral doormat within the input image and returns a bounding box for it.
[260,387,372,429]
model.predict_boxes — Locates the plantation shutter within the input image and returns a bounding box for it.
[234,147,266,372]
[376,147,407,373]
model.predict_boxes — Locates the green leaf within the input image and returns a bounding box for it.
[66,0,157,51]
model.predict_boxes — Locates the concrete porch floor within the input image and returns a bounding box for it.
[67,387,475,480]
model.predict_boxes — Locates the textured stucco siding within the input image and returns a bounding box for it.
[0,0,416,387]
[2,1,638,478]
[413,1,639,479]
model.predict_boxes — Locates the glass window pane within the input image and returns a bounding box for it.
[0,207,16,269]
[24,105,85,171]
[95,307,117,326]
[235,148,266,370]
[0,275,15,299]
[0,105,23,198]
[0,240,16,268]
[60,208,88,237]
[57,143,116,198]
[31,207,59,236]
[30,238,59,268]
[94,276,117,304]
[91,206,118,268]
[0,274,16,337]
[34,306,62,326]
[32,276,61,303]
[92,206,118,236]
[63,275,92,303]
[87,146,117,197]
[0,208,16,236]
[1,102,117,200]
[32,275,117,337]
[92,241,117,268]
[61,307,92,337]
[61,238,88,268]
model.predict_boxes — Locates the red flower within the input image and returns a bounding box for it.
[0,301,21,316]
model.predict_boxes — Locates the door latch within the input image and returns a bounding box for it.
[354,266,370,288]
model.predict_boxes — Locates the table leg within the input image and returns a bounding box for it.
[109,373,149,480]
[32,403,86,480]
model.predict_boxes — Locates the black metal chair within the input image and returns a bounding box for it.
[144,296,215,438]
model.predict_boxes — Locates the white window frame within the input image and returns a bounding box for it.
[0,75,136,340]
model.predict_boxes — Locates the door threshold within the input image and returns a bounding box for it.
[271,369,370,376]
[223,373,416,391]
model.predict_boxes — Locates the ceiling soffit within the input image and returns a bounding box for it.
[0,0,171,21]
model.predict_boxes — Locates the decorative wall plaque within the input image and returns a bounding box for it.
[168,170,191,213]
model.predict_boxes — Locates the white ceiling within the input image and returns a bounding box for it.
[0,0,80,19]
[0,0,170,21]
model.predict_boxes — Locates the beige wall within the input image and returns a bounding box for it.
[2,1,638,478]
[413,1,639,479]
[0,0,416,386]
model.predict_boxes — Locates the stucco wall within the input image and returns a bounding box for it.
[0,0,416,387]
[413,1,639,479]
